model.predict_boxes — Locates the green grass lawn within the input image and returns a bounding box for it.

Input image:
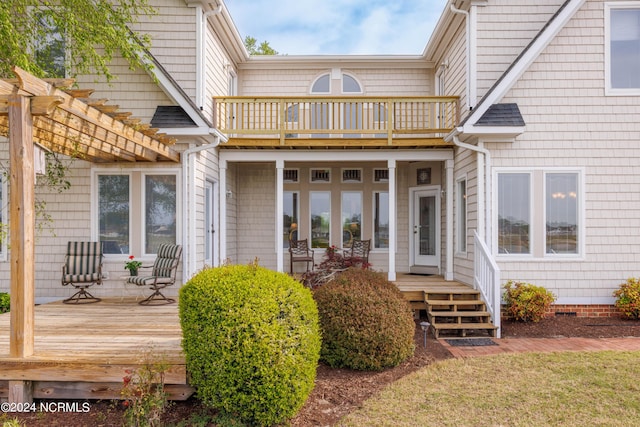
[339,351,640,427]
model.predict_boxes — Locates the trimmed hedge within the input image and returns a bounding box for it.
[613,278,640,319]
[179,263,321,426]
[313,268,415,371]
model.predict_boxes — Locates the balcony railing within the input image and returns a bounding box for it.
[213,96,459,147]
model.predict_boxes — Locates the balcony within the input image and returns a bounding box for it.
[214,96,459,149]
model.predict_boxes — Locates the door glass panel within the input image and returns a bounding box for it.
[374,192,389,249]
[419,196,436,256]
[341,192,362,247]
[145,175,177,254]
[284,191,299,247]
[98,175,130,255]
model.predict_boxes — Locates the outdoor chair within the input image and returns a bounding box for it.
[289,238,315,273]
[61,241,104,304]
[127,244,182,305]
[344,239,371,267]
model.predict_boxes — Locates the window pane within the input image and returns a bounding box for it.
[457,180,467,252]
[342,192,362,247]
[310,192,330,248]
[34,13,65,78]
[98,175,129,254]
[498,173,530,254]
[284,192,299,248]
[611,9,640,88]
[145,175,177,254]
[546,173,578,254]
[342,74,361,92]
[311,74,330,93]
[374,192,389,249]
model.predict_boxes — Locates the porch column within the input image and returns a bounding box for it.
[275,160,284,272]
[387,159,396,281]
[219,159,227,264]
[9,93,35,358]
[445,159,454,280]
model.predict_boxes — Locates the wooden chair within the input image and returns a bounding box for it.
[61,241,104,304]
[344,239,371,267]
[127,244,182,305]
[289,239,315,273]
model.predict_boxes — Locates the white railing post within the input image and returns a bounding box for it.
[473,231,501,338]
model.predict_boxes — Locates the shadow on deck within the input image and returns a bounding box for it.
[0,298,193,402]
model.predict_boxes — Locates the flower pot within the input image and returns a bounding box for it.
[129,269,138,277]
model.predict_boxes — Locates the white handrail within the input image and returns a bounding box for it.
[473,231,501,338]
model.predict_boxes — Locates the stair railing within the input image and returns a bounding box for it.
[473,231,501,338]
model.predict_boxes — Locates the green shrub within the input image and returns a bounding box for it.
[503,280,556,322]
[179,263,321,426]
[313,268,415,371]
[613,278,640,319]
[0,293,9,313]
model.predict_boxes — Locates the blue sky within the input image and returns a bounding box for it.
[224,0,450,55]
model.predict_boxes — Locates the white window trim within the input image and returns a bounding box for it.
[493,167,585,261]
[309,191,331,249]
[455,174,468,256]
[542,170,585,259]
[493,169,534,260]
[372,190,389,252]
[605,2,640,96]
[92,167,181,260]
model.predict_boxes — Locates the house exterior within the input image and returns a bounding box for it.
[0,0,638,321]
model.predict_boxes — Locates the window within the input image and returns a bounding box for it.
[342,74,362,93]
[34,12,66,78]
[607,5,640,92]
[497,173,531,254]
[342,192,362,247]
[374,192,389,249]
[98,175,130,254]
[310,192,330,248]
[283,169,299,183]
[311,74,330,93]
[374,169,389,183]
[457,178,467,253]
[96,171,178,256]
[144,175,177,254]
[310,168,331,183]
[496,169,582,258]
[545,173,579,254]
[283,191,299,248]
[342,168,362,183]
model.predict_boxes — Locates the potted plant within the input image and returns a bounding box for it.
[125,255,143,276]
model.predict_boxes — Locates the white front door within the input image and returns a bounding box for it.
[411,188,440,268]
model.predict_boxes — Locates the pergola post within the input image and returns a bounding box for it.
[9,93,36,358]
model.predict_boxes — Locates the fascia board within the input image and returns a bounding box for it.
[239,55,432,71]
[461,125,525,139]
[219,149,454,163]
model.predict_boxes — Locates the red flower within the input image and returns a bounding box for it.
[129,255,135,260]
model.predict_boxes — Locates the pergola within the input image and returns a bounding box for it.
[0,66,180,360]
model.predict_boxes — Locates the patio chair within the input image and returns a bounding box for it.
[289,238,315,273]
[344,239,371,268]
[127,244,182,305]
[61,241,104,304]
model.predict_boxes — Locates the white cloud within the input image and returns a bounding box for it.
[224,0,449,55]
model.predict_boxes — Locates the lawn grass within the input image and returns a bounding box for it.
[338,351,640,427]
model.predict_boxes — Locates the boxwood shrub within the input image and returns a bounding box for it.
[179,263,320,426]
[503,280,556,322]
[0,292,9,313]
[313,268,415,371]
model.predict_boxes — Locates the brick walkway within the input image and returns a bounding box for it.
[439,337,640,358]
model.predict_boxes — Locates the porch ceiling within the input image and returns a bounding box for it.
[0,67,180,163]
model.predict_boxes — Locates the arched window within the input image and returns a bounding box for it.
[311,74,330,93]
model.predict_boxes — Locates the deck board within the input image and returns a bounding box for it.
[0,298,192,400]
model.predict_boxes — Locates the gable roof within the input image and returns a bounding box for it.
[457,0,586,136]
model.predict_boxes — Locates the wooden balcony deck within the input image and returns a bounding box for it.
[0,298,193,402]
[214,96,459,149]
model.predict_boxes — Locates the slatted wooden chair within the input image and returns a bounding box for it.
[344,239,371,268]
[289,238,315,273]
[127,244,182,305]
[61,241,104,304]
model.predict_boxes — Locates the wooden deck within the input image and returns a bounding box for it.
[0,298,193,401]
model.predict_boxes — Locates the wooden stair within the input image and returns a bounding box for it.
[424,290,497,339]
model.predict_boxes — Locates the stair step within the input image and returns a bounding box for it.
[428,311,491,317]
[430,322,498,338]
[426,300,486,308]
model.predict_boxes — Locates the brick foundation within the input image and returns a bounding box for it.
[501,304,622,320]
